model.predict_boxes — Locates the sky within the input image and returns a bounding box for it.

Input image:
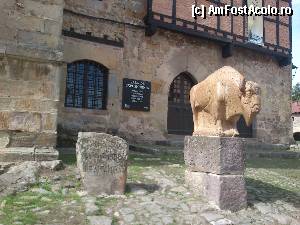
[292,0,300,85]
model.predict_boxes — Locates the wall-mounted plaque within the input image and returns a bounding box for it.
[122,78,151,111]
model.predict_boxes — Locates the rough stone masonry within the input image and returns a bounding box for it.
[76,132,128,195]
[0,0,64,161]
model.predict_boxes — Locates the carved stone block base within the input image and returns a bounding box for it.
[185,170,247,211]
[184,135,247,211]
[184,136,245,175]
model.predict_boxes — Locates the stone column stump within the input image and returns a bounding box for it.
[184,136,247,211]
[76,132,128,195]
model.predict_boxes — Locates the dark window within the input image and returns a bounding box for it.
[65,60,108,109]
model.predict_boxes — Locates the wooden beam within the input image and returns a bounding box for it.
[278,57,291,67]
[145,24,157,36]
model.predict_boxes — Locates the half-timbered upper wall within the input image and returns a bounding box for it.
[151,0,291,57]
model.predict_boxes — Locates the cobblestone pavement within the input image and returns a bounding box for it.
[0,153,299,225]
[84,153,300,225]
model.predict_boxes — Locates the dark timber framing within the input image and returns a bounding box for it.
[145,0,292,67]
[62,29,124,48]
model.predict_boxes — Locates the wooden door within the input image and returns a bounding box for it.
[167,73,195,135]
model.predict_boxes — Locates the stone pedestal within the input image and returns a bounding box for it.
[184,136,247,211]
[76,132,128,195]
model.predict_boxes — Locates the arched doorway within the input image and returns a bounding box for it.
[167,72,196,135]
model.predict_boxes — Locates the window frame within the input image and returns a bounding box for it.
[65,60,109,110]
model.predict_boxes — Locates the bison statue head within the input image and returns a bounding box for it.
[241,81,261,127]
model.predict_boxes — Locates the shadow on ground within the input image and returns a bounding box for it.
[246,177,300,208]
[126,183,160,194]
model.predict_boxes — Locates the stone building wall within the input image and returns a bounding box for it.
[119,27,293,145]
[58,0,293,146]
[0,0,64,148]
[0,0,292,150]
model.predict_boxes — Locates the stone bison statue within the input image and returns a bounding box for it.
[190,66,261,137]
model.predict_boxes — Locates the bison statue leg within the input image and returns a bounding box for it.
[191,99,198,133]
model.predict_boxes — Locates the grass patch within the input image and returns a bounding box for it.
[127,165,146,183]
[112,215,119,225]
[59,154,77,165]
[0,182,82,225]
[95,197,119,216]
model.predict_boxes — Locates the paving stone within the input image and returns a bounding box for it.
[76,190,88,197]
[51,184,61,192]
[87,216,112,225]
[270,214,293,225]
[201,212,224,222]
[61,188,68,195]
[180,203,189,212]
[36,210,50,215]
[123,214,135,223]
[170,186,187,193]
[52,175,61,181]
[20,196,39,200]
[210,218,234,225]
[85,202,99,216]
[40,160,63,171]
[254,203,273,214]
[162,216,174,224]
[190,203,203,213]
[64,181,76,188]
[31,188,52,195]
[40,197,52,202]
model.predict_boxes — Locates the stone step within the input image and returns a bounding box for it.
[245,142,289,151]
[157,136,290,150]
[0,147,59,162]
[129,144,183,154]
[129,144,300,159]
[153,134,185,147]
[246,150,300,159]
[0,162,16,175]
